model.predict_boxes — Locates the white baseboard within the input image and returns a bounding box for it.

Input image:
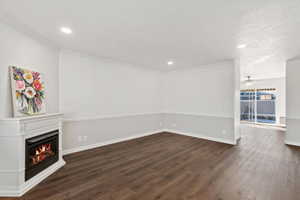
[63,130,163,155]
[164,129,236,145]
[0,159,65,197]
[285,140,300,147]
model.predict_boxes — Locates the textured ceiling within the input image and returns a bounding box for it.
[0,0,299,79]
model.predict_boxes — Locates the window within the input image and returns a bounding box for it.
[240,88,276,124]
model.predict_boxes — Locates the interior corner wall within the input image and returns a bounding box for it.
[0,21,60,118]
[161,60,237,144]
[59,50,163,153]
[0,19,238,153]
[286,58,300,146]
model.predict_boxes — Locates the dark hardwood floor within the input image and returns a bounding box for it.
[2,125,300,200]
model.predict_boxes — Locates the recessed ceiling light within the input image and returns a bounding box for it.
[237,44,247,49]
[167,61,174,66]
[60,27,72,34]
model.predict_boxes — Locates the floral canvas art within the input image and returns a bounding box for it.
[10,66,46,116]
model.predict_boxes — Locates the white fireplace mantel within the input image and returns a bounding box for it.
[0,113,66,197]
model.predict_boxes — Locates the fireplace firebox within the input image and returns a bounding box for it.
[25,130,59,181]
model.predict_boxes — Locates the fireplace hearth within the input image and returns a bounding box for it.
[25,130,59,181]
[0,113,65,197]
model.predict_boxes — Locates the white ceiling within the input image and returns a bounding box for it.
[1,0,300,79]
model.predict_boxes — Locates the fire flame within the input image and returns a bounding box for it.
[31,143,54,165]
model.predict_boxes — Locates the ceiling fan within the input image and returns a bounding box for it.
[244,76,254,86]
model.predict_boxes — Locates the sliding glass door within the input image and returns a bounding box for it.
[240,91,256,122]
[240,89,276,124]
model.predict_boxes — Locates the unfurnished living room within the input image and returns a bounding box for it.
[0,0,300,200]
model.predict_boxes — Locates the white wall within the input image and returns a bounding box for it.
[59,50,163,152]
[0,21,239,154]
[0,21,59,117]
[241,77,286,124]
[286,58,300,146]
[162,60,239,144]
[59,50,162,118]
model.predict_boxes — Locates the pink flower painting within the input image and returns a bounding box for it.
[16,80,25,91]
[10,66,46,116]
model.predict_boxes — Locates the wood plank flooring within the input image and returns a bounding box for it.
[1,125,300,200]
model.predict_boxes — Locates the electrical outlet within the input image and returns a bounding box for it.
[78,136,83,142]
[172,123,177,127]
[159,122,163,127]
[222,130,227,135]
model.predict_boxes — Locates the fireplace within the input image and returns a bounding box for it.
[25,130,59,181]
